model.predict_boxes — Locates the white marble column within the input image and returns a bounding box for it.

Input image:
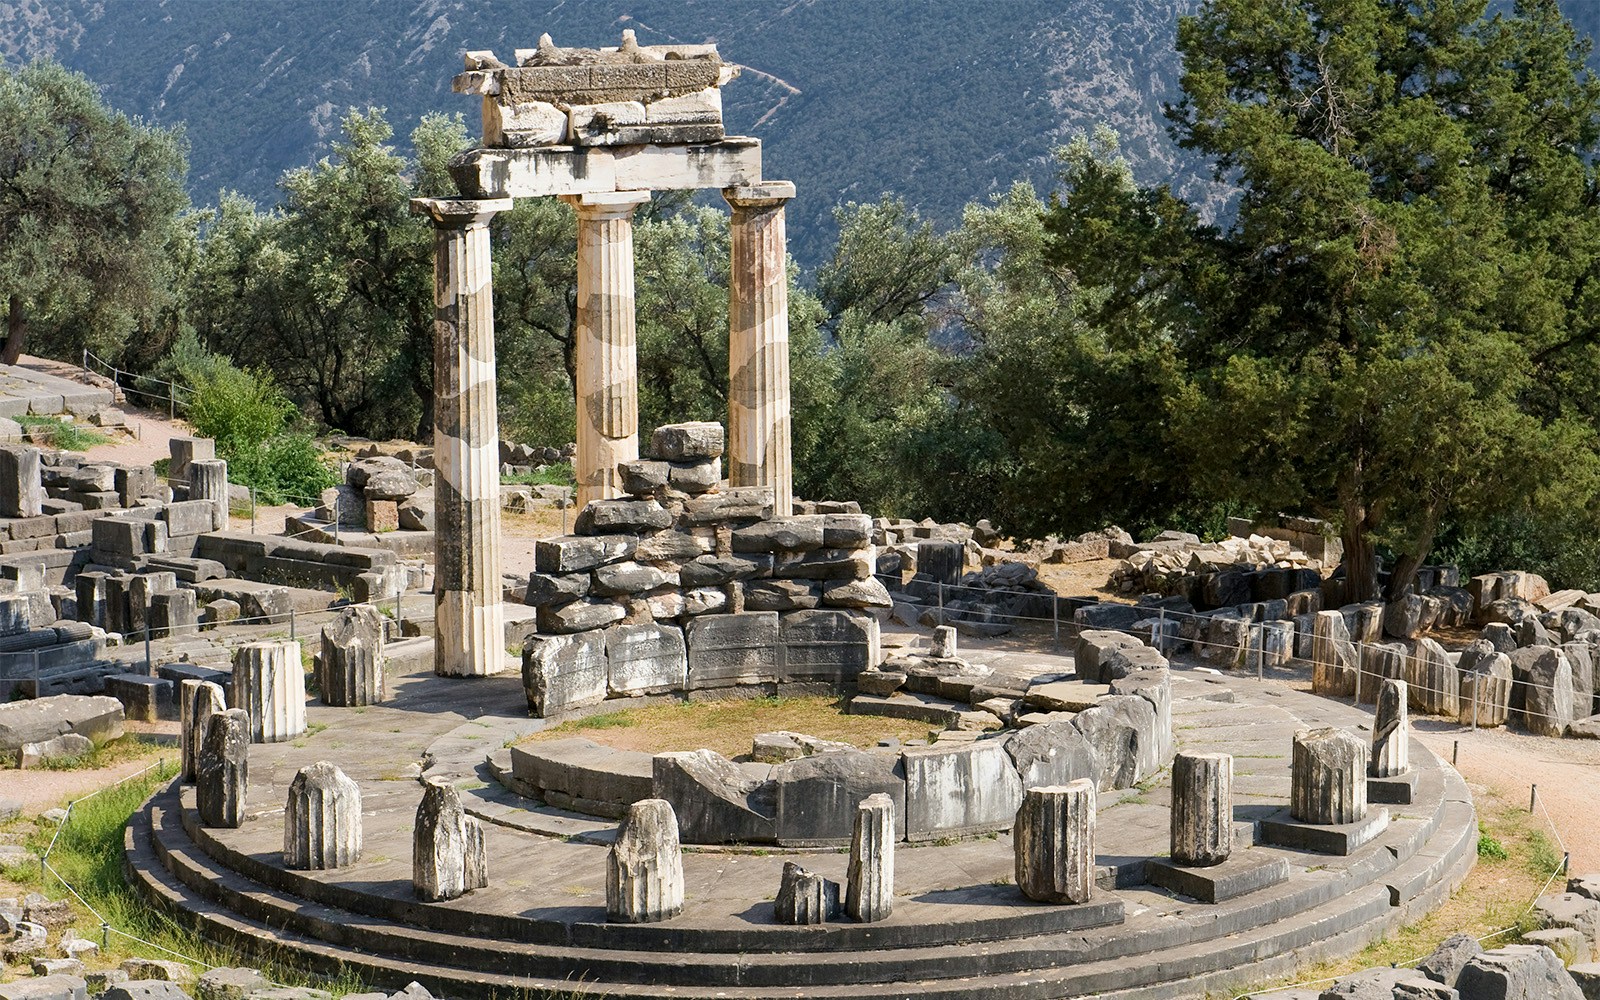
[563,191,651,510]
[411,197,513,678]
[723,182,795,516]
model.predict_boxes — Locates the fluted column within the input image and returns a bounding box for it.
[232,640,305,744]
[1171,752,1232,867]
[1290,727,1367,825]
[564,191,651,510]
[845,793,895,921]
[1371,679,1410,778]
[724,182,795,516]
[411,197,512,678]
[1014,781,1096,903]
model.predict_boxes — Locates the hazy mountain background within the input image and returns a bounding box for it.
[3,0,1597,265]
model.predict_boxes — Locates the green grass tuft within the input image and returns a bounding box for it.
[17,415,111,451]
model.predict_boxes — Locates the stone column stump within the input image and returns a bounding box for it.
[1171,752,1232,867]
[606,798,685,924]
[188,459,230,532]
[1290,727,1367,825]
[1014,780,1096,904]
[179,678,226,783]
[845,792,896,921]
[775,862,840,925]
[1372,678,1409,778]
[232,640,306,743]
[196,708,250,829]
[412,778,488,902]
[0,445,42,518]
[283,761,362,870]
[320,604,386,707]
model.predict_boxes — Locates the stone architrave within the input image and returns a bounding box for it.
[196,709,250,829]
[232,640,306,743]
[606,798,685,924]
[283,761,362,870]
[1290,727,1367,825]
[563,191,652,509]
[1014,780,1096,903]
[320,604,385,707]
[410,197,513,679]
[0,445,42,518]
[845,793,895,922]
[723,181,795,516]
[179,679,225,783]
[1371,679,1410,778]
[412,778,487,902]
[1170,753,1232,868]
[187,459,230,532]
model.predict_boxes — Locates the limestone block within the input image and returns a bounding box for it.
[916,540,965,584]
[412,778,485,902]
[1534,893,1600,960]
[685,612,778,689]
[1454,945,1584,1000]
[320,604,385,707]
[534,534,636,574]
[774,861,839,924]
[845,793,894,922]
[1004,720,1099,789]
[666,458,720,493]
[522,631,607,717]
[1371,679,1409,778]
[1109,667,1174,766]
[773,749,906,846]
[1171,752,1232,867]
[901,740,1023,841]
[605,622,686,696]
[283,761,362,870]
[537,599,625,633]
[1407,638,1459,717]
[1358,642,1408,704]
[574,499,671,535]
[1416,931,1481,985]
[592,560,676,596]
[647,422,724,461]
[0,446,42,518]
[821,577,892,609]
[364,500,398,533]
[651,749,775,843]
[1509,645,1576,736]
[780,608,878,683]
[1070,702,1141,791]
[679,554,773,587]
[196,709,249,829]
[147,590,198,639]
[179,679,225,783]
[0,695,124,755]
[1458,649,1513,727]
[1073,630,1145,684]
[1290,727,1367,825]
[731,517,825,553]
[606,798,684,923]
[744,579,820,611]
[1014,780,1095,904]
[231,640,306,743]
[188,459,230,532]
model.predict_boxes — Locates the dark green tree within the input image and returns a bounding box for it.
[0,59,188,365]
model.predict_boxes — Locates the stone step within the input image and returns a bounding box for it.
[129,763,1477,1000]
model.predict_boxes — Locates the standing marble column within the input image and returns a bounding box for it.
[563,191,651,510]
[179,679,226,783]
[188,459,229,531]
[845,793,895,922]
[1371,679,1410,778]
[1170,752,1232,867]
[1290,727,1367,825]
[1014,780,1096,903]
[232,640,305,743]
[411,197,513,678]
[723,182,796,516]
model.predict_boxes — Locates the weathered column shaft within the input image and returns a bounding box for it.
[197,708,250,829]
[1290,727,1368,825]
[414,778,470,902]
[1170,752,1232,867]
[1372,678,1410,778]
[320,604,385,707]
[1014,780,1096,903]
[232,640,306,743]
[179,678,226,784]
[283,761,362,870]
[607,798,685,924]
[412,197,512,678]
[724,182,795,516]
[846,792,895,921]
[188,459,229,532]
[567,192,651,510]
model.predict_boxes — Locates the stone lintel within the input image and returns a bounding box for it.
[410,197,514,227]
[724,181,796,209]
[450,137,762,199]
[560,190,653,217]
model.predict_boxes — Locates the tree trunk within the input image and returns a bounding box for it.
[1385,506,1441,601]
[1340,496,1380,604]
[2,296,25,366]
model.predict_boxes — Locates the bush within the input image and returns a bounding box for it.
[226,433,339,505]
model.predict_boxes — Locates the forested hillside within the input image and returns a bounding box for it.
[0,0,1227,264]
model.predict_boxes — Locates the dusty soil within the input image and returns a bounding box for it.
[1034,556,1129,601]
[520,696,936,759]
[3,723,177,814]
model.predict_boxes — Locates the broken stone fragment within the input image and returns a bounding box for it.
[606,798,685,923]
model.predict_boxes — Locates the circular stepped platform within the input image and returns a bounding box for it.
[124,660,1478,999]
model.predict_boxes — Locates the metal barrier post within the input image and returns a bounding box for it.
[1051,597,1060,650]
[290,608,297,644]
[168,383,175,420]
[1452,740,1459,765]
[1530,784,1539,814]
[144,594,153,675]
[1158,606,1167,654]
[1256,625,1264,681]
[937,580,945,625]
[250,488,256,534]
[333,496,340,543]
[1472,679,1479,732]
[1353,648,1363,705]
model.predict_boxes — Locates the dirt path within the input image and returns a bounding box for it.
[1414,724,1600,873]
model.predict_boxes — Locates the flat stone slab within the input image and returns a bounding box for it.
[1369,769,1419,805]
[1146,851,1291,903]
[1023,679,1112,712]
[1258,807,1391,855]
[0,693,124,752]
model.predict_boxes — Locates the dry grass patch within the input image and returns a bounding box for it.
[518,696,935,759]
[1222,782,1565,998]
